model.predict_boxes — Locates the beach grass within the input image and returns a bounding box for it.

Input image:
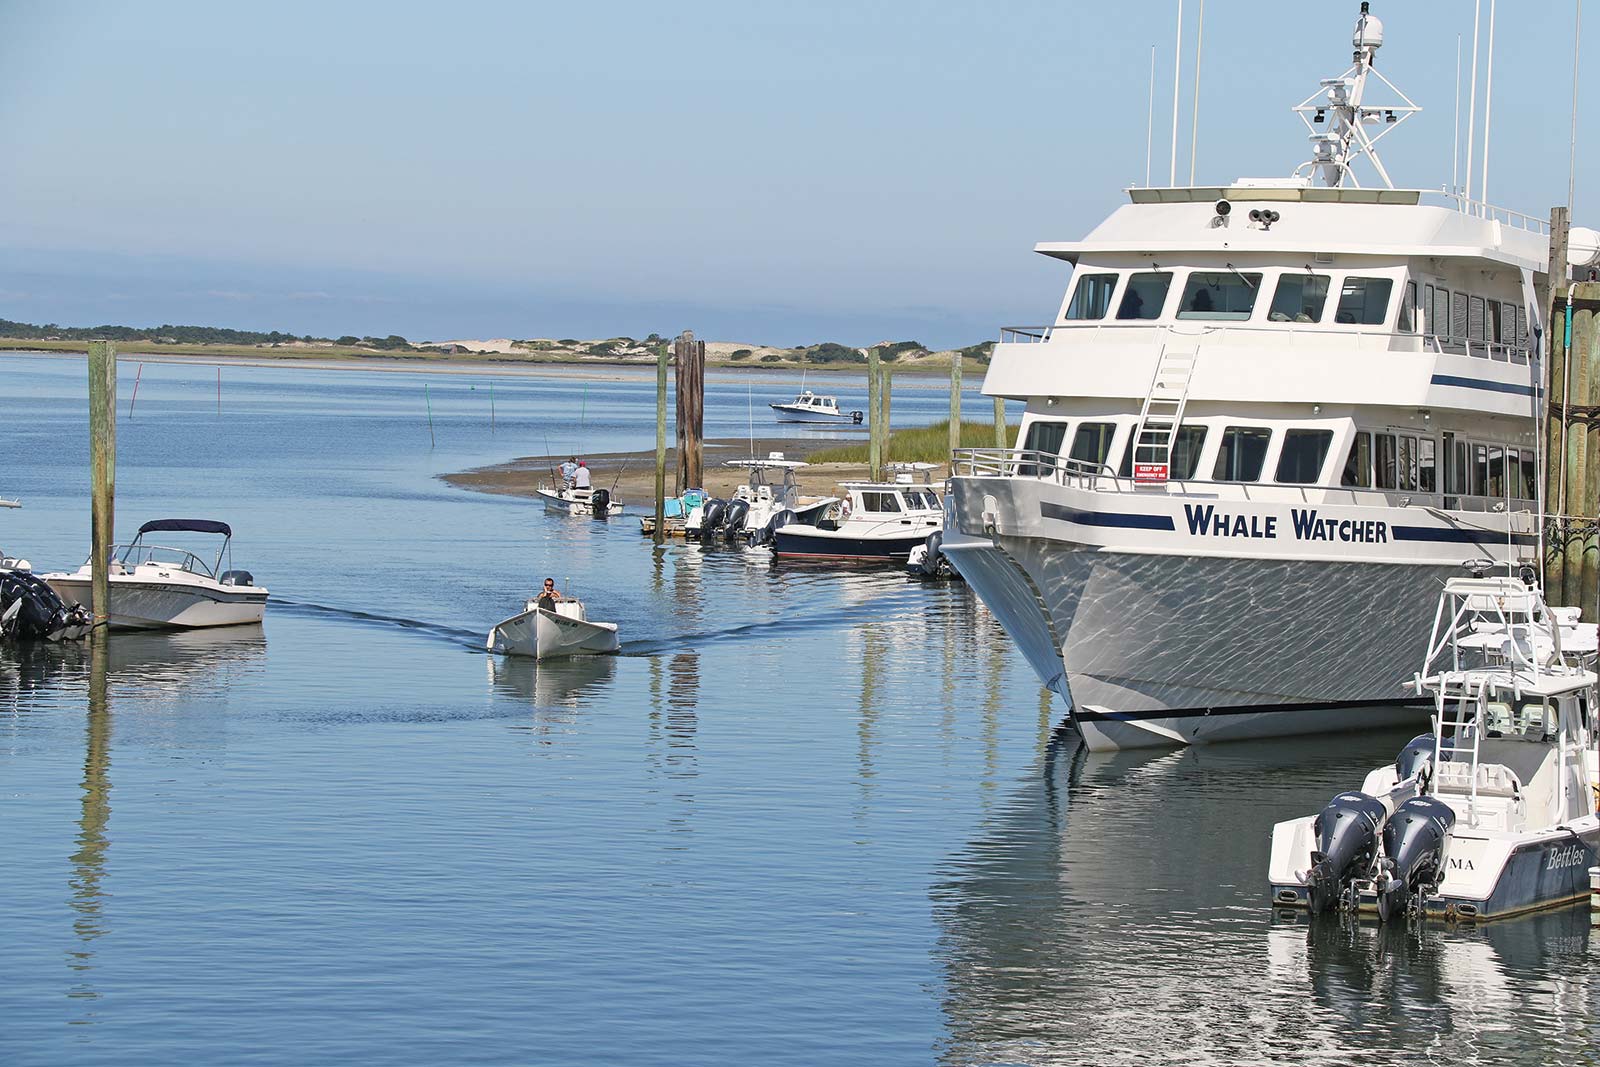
[807,419,1017,464]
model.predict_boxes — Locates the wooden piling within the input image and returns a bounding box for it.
[87,340,116,626]
[949,351,963,464]
[993,396,1007,448]
[880,363,893,470]
[655,344,668,545]
[674,331,704,491]
[867,347,882,482]
[128,362,143,418]
[1574,284,1600,618]
[1543,208,1572,601]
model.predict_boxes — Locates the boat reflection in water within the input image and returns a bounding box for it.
[487,652,617,711]
[0,625,267,705]
[932,734,1598,1064]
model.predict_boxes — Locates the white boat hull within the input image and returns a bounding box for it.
[768,404,861,424]
[46,574,268,630]
[537,489,625,517]
[487,606,619,660]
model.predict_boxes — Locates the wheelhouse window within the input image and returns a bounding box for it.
[1372,431,1425,491]
[1068,422,1117,468]
[1275,429,1334,484]
[1341,431,1373,488]
[1267,272,1329,322]
[1399,281,1418,333]
[1065,273,1118,320]
[1177,271,1262,320]
[1212,426,1271,481]
[1333,276,1393,325]
[1118,425,1207,480]
[1518,449,1537,500]
[1116,272,1171,320]
[859,491,901,514]
[1019,420,1069,477]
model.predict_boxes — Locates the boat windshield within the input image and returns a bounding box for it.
[111,543,217,578]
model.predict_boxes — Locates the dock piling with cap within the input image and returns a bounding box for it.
[87,340,117,626]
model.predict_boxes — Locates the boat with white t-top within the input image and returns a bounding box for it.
[44,518,268,630]
[773,469,943,562]
[687,453,839,544]
[1268,575,1600,923]
[942,4,1600,751]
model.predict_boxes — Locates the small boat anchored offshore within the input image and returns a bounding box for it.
[769,390,864,425]
[1268,575,1600,923]
[487,593,620,660]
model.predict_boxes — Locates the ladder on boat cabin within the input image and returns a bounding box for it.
[1432,676,1487,825]
[1131,343,1199,482]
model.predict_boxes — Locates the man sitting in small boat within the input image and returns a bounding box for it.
[573,462,592,491]
[536,578,563,612]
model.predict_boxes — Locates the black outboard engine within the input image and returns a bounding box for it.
[754,508,797,546]
[220,569,255,587]
[1395,733,1437,785]
[722,499,750,541]
[1376,795,1456,921]
[850,410,864,424]
[0,568,92,642]
[698,499,727,539]
[589,488,611,518]
[1306,791,1388,915]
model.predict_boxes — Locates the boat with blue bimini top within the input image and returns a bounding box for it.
[773,471,943,563]
[43,518,268,630]
[1268,575,1600,923]
[941,3,1600,751]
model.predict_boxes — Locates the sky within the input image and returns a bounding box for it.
[0,0,1591,348]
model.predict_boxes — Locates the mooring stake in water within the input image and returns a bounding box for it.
[425,383,436,446]
[216,366,222,415]
[489,380,495,432]
[87,339,117,626]
[129,362,143,418]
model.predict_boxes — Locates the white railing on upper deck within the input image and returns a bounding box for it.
[1425,189,1551,235]
[949,447,1535,517]
[998,323,1532,364]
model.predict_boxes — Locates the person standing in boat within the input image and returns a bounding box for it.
[560,457,578,488]
[573,462,592,491]
[536,578,563,612]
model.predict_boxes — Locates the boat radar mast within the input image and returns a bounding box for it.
[1291,3,1420,189]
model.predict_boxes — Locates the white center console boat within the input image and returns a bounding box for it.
[44,518,268,630]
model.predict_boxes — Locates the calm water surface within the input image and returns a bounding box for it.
[2,353,1596,1065]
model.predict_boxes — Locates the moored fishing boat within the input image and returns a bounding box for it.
[537,485,623,517]
[772,478,942,562]
[44,519,267,630]
[1268,575,1600,923]
[769,390,864,425]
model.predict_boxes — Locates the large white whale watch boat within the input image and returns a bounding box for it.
[1268,576,1599,923]
[944,4,1600,751]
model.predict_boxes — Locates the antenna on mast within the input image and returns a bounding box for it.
[1464,0,1481,201]
[1145,44,1156,187]
[1452,34,1462,194]
[1480,0,1497,207]
[1569,0,1582,216]
[1169,0,1183,186]
[1188,0,1205,185]
[1291,3,1420,189]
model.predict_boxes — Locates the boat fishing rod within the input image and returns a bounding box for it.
[542,432,561,488]
[610,456,630,494]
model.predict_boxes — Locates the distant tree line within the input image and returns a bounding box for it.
[0,318,423,351]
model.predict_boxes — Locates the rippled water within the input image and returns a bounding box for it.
[2,353,1596,1065]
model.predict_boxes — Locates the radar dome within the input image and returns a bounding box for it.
[1568,227,1600,269]
[1353,4,1384,52]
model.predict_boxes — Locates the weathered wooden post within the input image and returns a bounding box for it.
[880,363,893,470]
[1562,287,1592,613]
[87,340,116,626]
[993,396,1007,448]
[949,350,963,464]
[674,330,704,491]
[1574,283,1600,618]
[655,343,668,545]
[1543,208,1571,599]
[866,347,882,482]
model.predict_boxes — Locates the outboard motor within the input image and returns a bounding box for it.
[753,508,796,547]
[698,499,727,539]
[1306,791,1388,915]
[0,567,92,642]
[1376,795,1456,921]
[1395,733,1437,785]
[220,570,255,587]
[589,488,611,518]
[722,498,750,541]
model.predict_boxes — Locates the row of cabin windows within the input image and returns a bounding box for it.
[1065,269,1527,348]
[1022,420,1334,484]
[856,489,941,514]
[1022,418,1534,496]
[1339,431,1537,499]
[1066,269,1395,325]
